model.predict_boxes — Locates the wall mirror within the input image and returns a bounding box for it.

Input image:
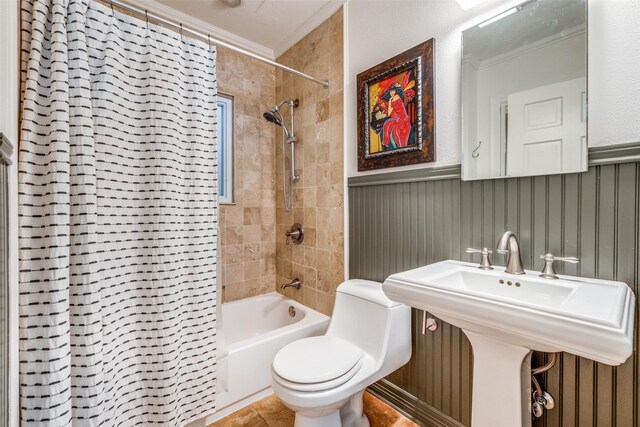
[461,0,587,181]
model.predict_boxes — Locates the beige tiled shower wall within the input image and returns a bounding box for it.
[217,48,277,302]
[275,9,344,316]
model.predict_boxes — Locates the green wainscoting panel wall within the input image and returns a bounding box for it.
[349,148,640,427]
[0,133,12,427]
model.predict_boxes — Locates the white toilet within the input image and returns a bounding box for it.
[271,279,411,427]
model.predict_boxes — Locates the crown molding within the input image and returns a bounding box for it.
[461,52,480,70]
[478,23,586,70]
[126,0,275,59]
[273,0,345,58]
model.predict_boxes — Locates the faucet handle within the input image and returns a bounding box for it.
[285,223,304,245]
[539,253,579,279]
[466,247,493,270]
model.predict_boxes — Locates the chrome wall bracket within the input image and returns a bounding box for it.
[422,311,438,333]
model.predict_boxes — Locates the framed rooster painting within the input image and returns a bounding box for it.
[357,39,435,171]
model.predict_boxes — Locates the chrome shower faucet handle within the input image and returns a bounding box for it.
[285,223,304,245]
[539,253,579,279]
[466,247,493,270]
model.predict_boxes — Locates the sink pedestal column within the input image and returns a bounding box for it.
[464,331,533,427]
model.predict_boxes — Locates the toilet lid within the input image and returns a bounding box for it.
[273,336,364,385]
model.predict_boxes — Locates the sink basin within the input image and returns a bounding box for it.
[439,268,576,306]
[383,260,635,427]
[384,260,634,364]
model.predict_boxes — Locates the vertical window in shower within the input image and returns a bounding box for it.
[218,95,234,204]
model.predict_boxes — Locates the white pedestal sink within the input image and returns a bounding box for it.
[383,260,635,427]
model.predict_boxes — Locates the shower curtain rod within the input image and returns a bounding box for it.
[98,0,330,88]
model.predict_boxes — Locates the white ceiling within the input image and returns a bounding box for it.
[152,0,345,58]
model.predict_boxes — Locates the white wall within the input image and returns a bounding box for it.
[588,0,640,147]
[346,0,640,177]
[0,1,19,426]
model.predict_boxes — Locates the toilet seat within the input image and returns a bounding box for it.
[273,336,364,392]
[273,358,363,392]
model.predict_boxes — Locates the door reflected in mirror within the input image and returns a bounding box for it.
[461,0,587,181]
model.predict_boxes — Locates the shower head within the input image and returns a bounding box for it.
[263,108,290,137]
[264,99,297,137]
[263,111,282,126]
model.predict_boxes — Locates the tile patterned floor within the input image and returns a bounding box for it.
[208,392,419,427]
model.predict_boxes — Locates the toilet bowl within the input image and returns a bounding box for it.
[271,279,411,427]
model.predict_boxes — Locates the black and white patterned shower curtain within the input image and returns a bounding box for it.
[19,0,218,425]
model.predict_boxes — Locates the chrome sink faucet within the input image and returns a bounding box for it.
[496,231,525,275]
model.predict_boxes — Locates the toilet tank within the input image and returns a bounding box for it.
[326,280,411,362]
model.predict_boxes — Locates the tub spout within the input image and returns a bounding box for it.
[281,278,301,290]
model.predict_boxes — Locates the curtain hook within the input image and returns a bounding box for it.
[110,0,114,13]
[145,9,149,27]
[207,34,211,50]
[179,23,183,39]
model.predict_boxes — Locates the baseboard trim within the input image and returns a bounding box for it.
[368,380,467,427]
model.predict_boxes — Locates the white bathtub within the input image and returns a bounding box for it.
[189,292,330,425]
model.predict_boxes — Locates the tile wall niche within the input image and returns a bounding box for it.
[275,9,344,316]
[217,47,277,302]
